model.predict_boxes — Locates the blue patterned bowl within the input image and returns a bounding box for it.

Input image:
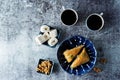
[57,35,97,75]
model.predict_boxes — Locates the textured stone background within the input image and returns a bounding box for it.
[0,0,120,80]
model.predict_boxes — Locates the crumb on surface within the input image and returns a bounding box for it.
[99,58,107,64]
[93,67,102,73]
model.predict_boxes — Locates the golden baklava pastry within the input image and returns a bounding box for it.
[70,48,90,68]
[63,45,84,63]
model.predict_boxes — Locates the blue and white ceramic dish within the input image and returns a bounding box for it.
[57,35,97,75]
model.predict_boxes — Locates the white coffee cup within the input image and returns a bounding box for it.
[86,13,104,31]
[60,6,78,26]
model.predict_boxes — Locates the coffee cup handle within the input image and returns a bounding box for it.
[100,12,103,16]
[62,6,65,11]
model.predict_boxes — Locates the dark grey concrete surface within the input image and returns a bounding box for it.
[0,0,120,80]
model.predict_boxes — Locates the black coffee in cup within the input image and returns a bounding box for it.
[87,15,103,30]
[61,9,78,25]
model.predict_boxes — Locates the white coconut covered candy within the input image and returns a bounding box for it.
[49,29,58,38]
[48,37,58,46]
[43,32,50,40]
[40,25,50,33]
[35,34,48,45]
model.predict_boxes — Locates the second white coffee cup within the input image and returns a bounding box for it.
[86,13,104,31]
